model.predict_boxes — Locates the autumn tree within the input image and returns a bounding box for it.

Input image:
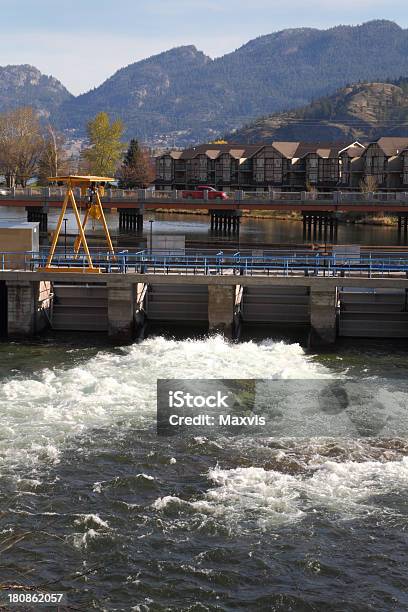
[117,139,155,189]
[82,112,124,176]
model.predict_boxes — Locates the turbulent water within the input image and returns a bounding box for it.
[0,336,408,611]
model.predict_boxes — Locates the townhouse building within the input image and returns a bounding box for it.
[155,137,408,192]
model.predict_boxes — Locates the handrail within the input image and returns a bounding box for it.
[1,187,408,204]
[2,249,408,277]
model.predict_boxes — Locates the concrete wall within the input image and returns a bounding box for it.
[6,280,50,338]
[208,285,235,335]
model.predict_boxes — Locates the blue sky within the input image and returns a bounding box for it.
[1,0,407,95]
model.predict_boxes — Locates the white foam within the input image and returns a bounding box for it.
[197,458,408,529]
[0,336,326,472]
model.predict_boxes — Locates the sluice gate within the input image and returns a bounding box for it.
[145,284,208,323]
[52,284,108,331]
[241,286,310,324]
[338,288,408,338]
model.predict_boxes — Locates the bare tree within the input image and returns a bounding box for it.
[37,125,69,185]
[0,107,43,187]
[360,175,378,194]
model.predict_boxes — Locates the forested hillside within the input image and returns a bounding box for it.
[228,80,408,142]
[55,20,408,144]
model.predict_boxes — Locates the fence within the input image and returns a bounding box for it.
[2,249,408,278]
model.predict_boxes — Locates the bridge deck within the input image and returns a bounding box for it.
[1,188,408,213]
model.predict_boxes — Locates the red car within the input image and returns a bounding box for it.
[181,185,229,200]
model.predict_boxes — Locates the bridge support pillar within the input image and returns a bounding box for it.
[209,211,241,234]
[119,209,143,232]
[397,214,408,243]
[6,280,51,338]
[108,281,135,343]
[208,284,235,337]
[309,287,337,348]
[302,212,337,243]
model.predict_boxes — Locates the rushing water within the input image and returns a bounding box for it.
[0,335,408,611]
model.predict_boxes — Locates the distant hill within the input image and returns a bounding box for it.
[54,20,408,145]
[228,80,408,142]
[1,20,408,145]
[0,65,72,118]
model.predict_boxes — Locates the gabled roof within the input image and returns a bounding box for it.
[340,146,365,158]
[295,142,351,158]
[177,143,263,160]
[271,142,300,158]
[374,137,408,156]
[169,151,183,160]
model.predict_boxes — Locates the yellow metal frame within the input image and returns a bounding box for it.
[38,176,115,273]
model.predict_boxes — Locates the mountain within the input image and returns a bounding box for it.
[227,80,408,142]
[54,46,213,142]
[1,20,408,145]
[0,65,73,118]
[54,20,408,145]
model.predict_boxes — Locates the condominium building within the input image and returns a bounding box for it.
[155,137,408,191]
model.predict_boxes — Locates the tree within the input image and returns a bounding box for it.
[82,112,124,176]
[117,139,154,189]
[0,107,43,187]
[360,175,378,193]
[37,125,70,185]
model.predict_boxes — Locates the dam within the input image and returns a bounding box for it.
[2,249,408,346]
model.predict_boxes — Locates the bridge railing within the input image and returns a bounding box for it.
[2,187,408,205]
[3,249,408,277]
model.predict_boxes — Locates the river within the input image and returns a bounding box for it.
[0,207,405,249]
[0,334,408,610]
[0,208,408,610]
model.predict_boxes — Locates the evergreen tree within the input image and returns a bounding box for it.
[117,139,154,189]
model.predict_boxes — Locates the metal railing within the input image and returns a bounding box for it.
[1,187,408,205]
[2,249,408,278]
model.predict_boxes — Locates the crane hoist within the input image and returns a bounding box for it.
[39,175,115,273]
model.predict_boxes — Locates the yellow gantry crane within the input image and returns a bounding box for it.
[40,175,115,273]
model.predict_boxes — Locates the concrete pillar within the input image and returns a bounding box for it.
[6,281,38,337]
[208,285,235,336]
[108,281,135,343]
[309,287,337,347]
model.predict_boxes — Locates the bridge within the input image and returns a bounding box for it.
[2,248,408,348]
[2,188,408,235]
